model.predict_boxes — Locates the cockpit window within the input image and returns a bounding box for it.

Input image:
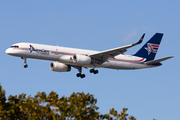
[10,46,19,48]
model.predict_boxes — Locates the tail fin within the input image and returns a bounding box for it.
[134,33,163,61]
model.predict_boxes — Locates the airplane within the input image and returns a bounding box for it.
[6,33,173,78]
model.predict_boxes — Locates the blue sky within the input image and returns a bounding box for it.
[0,1,179,119]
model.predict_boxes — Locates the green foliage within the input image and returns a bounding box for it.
[0,84,136,120]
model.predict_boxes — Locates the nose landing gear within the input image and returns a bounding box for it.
[21,57,28,68]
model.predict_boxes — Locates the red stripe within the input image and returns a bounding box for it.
[151,44,159,48]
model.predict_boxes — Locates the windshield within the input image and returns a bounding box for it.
[10,45,19,48]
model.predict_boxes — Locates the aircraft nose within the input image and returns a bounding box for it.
[5,48,11,54]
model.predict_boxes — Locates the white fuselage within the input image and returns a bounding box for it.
[6,43,155,70]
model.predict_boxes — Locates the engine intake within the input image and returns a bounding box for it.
[73,54,92,65]
[50,62,71,72]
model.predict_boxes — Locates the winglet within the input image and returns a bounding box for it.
[137,33,145,44]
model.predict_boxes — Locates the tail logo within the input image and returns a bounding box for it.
[145,43,159,55]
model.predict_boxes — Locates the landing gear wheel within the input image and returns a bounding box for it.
[94,70,98,74]
[90,69,98,74]
[76,73,85,78]
[80,74,85,78]
[24,64,28,68]
[90,69,94,73]
[76,73,81,77]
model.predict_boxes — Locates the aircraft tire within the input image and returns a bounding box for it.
[24,64,28,68]
[76,73,81,77]
[80,74,85,78]
[94,70,98,74]
[90,69,94,73]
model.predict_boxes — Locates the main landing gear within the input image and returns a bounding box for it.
[21,57,28,68]
[75,66,86,78]
[89,69,99,74]
[76,73,86,78]
[74,66,99,78]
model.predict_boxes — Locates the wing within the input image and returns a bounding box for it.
[89,33,145,64]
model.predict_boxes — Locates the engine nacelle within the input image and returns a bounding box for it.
[59,55,74,63]
[50,62,71,72]
[73,54,92,65]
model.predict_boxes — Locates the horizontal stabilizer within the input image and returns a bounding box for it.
[144,56,174,65]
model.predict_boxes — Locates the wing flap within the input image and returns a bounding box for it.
[144,56,174,65]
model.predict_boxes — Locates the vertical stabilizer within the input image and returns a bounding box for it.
[134,33,163,61]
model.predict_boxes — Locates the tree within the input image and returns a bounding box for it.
[0,84,136,120]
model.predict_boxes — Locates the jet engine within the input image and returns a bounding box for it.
[59,55,74,63]
[50,62,71,72]
[73,54,92,65]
